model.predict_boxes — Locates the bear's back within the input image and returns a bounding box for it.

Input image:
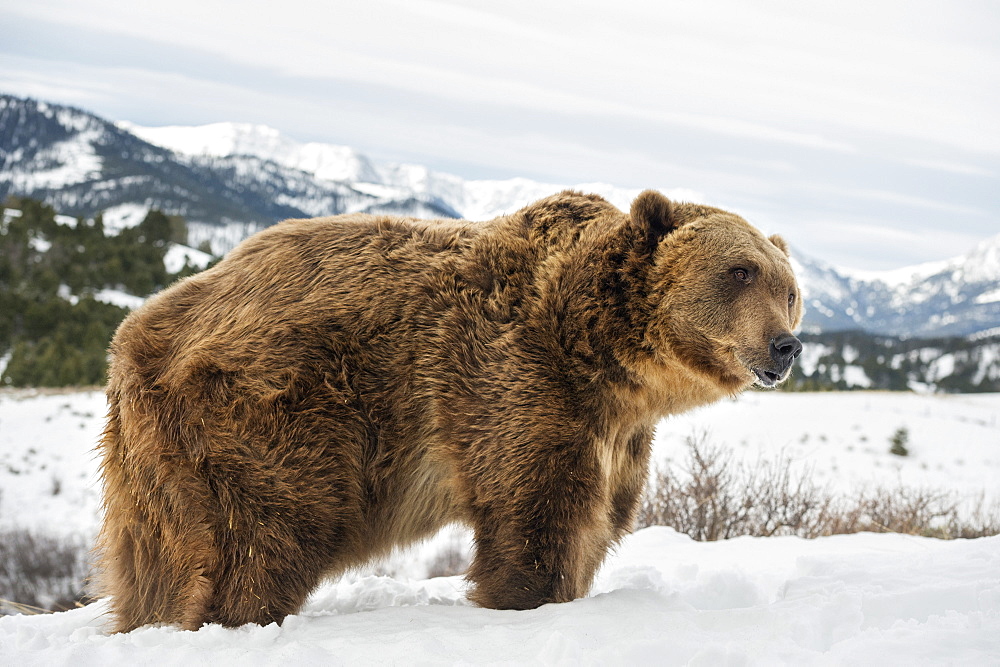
[109,193,630,402]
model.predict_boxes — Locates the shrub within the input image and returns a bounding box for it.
[637,434,1000,540]
[0,528,92,615]
[425,541,470,579]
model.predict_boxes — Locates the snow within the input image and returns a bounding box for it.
[841,365,873,388]
[835,233,1000,293]
[0,390,105,536]
[843,258,953,288]
[794,232,1000,338]
[100,203,149,235]
[163,243,213,274]
[119,121,382,184]
[960,233,1000,284]
[796,342,832,376]
[27,235,51,253]
[1,389,998,663]
[973,347,1000,385]
[1,528,997,664]
[1,127,104,191]
[186,220,268,257]
[970,327,1000,342]
[653,392,1000,504]
[931,353,957,382]
[56,284,79,306]
[976,287,1000,305]
[93,289,145,311]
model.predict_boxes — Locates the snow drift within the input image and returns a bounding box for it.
[2,528,998,664]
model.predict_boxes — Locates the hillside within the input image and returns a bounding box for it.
[785,330,1000,393]
[792,242,1000,338]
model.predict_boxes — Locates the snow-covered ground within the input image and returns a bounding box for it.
[654,391,1000,506]
[3,528,997,665]
[1,390,998,663]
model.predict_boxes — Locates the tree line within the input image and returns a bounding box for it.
[1,198,205,387]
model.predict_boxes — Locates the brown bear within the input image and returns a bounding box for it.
[95,189,802,632]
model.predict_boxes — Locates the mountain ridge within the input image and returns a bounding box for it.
[2,93,998,339]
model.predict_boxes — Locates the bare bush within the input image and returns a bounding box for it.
[426,538,471,578]
[638,434,1000,541]
[0,528,92,615]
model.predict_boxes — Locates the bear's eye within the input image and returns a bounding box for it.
[732,268,752,284]
[788,292,796,308]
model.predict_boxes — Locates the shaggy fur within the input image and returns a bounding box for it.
[95,190,802,631]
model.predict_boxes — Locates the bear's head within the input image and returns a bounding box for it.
[631,190,803,393]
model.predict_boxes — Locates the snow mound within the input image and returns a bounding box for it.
[1,528,997,664]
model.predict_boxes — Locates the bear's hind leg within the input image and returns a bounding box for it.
[196,443,367,627]
[204,528,324,627]
[96,454,218,632]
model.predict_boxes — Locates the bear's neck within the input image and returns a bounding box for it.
[650,356,740,416]
[573,243,743,422]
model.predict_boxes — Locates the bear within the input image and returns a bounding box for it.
[95,189,802,632]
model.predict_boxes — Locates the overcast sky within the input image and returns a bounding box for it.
[2,0,998,270]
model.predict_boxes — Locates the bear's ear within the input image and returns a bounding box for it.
[630,190,675,249]
[769,234,790,256]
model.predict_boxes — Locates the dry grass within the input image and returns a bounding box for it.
[637,434,1000,540]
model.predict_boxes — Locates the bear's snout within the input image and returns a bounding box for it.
[769,333,802,374]
[750,333,802,387]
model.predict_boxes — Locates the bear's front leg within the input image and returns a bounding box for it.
[465,438,614,610]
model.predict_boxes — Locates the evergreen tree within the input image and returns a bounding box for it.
[0,199,211,387]
[137,210,171,248]
[889,427,910,457]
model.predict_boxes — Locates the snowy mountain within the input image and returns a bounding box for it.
[117,121,385,184]
[0,95,459,247]
[2,93,999,338]
[118,119,666,223]
[793,239,1000,338]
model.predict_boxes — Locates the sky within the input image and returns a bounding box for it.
[1,0,998,270]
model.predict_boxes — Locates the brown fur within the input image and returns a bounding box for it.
[95,190,802,631]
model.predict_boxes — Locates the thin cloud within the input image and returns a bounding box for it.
[849,189,989,217]
[906,159,996,179]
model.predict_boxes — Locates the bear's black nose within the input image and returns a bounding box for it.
[769,333,802,370]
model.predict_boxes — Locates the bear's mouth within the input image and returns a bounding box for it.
[751,366,784,388]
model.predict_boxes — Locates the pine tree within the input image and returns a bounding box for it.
[889,427,910,457]
[0,199,208,387]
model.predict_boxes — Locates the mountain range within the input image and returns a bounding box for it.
[2,93,998,339]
